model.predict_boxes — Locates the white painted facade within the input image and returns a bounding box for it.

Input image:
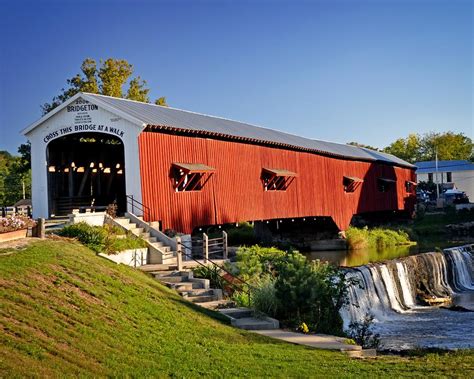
[417,170,474,201]
[23,95,145,219]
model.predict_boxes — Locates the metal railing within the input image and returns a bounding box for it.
[128,249,146,268]
[177,236,253,306]
[192,232,228,262]
[126,195,153,227]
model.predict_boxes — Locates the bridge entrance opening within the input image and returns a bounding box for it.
[46,133,126,216]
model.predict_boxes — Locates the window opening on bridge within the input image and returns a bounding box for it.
[377,177,396,193]
[262,168,297,191]
[343,176,363,193]
[405,180,417,193]
[172,163,215,192]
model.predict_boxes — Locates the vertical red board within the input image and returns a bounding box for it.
[138,132,416,233]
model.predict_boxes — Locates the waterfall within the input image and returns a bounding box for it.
[341,244,474,330]
[396,261,415,308]
[444,246,474,291]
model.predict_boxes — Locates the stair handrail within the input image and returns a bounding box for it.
[126,195,152,227]
[177,238,253,306]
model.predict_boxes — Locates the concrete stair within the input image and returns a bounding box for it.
[199,299,236,310]
[219,307,280,330]
[112,216,177,265]
[142,267,234,309]
[253,329,373,358]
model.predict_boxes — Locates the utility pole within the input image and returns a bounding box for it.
[435,149,439,199]
[22,179,26,200]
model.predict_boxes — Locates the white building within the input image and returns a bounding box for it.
[415,160,474,200]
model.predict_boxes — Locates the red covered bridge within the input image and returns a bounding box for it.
[139,132,416,234]
[24,93,416,234]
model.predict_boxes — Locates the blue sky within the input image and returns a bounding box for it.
[0,0,472,154]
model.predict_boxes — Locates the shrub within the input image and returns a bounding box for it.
[59,222,145,254]
[103,223,126,235]
[193,265,225,290]
[109,236,147,253]
[346,226,414,251]
[226,222,258,246]
[230,246,355,335]
[252,276,278,318]
[347,313,381,349]
[273,252,347,335]
[231,245,286,282]
[231,290,251,308]
[345,226,369,249]
[59,222,107,253]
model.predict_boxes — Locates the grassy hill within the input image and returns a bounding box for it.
[1,239,473,377]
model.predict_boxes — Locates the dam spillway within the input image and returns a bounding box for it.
[340,245,474,350]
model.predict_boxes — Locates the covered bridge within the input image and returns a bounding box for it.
[23,93,416,233]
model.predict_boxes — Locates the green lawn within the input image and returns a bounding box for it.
[1,239,473,377]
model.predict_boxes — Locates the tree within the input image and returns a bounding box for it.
[99,59,133,98]
[42,58,167,115]
[155,97,168,107]
[383,134,422,163]
[0,151,31,206]
[419,132,473,161]
[127,77,150,103]
[0,151,12,205]
[17,142,31,173]
[383,132,473,163]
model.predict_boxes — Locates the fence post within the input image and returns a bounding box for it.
[203,233,209,264]
[37,218,46,239]
[176,236,183,271]
[222,231,228,260]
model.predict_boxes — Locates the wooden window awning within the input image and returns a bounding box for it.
[172,163,215,174]
[343,176,364,183]
[262,168,298,177]
[343,175,363,193]
[172,163,214,192]
[379,177,396,183]
[262,168,297,191]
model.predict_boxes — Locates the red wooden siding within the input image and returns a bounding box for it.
[138,132,416,233]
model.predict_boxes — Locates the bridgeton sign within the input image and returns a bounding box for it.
[42,99,125,143]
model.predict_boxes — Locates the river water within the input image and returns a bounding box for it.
[310,245,474,350]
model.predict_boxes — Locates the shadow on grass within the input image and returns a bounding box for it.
[381,347,454,357]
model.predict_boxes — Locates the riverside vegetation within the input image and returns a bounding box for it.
[225,246,356,335]
[1,239,473,377]
[345,226,415,250]
[345,208,474,252]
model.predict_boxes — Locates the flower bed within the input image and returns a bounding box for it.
[0,229,28,243]
[0,215,35,234]
[0,215,36,242]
